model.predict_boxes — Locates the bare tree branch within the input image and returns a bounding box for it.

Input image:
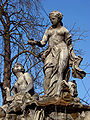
[0,54,4,58]
[3,0,8,8]
[0,6,6,28]
[11,50,39,63]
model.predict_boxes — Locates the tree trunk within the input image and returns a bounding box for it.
[3,33,11,104]
[0,4,11,104]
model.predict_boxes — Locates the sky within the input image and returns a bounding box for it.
[42,0,90,104]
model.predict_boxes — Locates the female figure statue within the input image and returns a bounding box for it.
[28,10,86,97]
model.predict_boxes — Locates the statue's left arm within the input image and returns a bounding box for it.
[64,29,77,59]
[24,73,33,85]
[24,73,34,94]
[64,28,86,79]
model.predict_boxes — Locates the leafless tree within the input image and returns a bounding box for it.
[0,0,48,104]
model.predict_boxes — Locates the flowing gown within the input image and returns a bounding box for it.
[39,26,86,97]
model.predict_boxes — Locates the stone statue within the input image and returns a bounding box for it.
[12,62,34,96]
[28,10,86,98]
[5,62,34,102]
[61,80,78,97]
[0,62,35,114]
[0,11,89,120]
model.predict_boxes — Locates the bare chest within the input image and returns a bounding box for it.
[48,28,65,46]
[48,28,64,37]
[15,75,26,86]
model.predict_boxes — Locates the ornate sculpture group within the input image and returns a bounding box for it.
[0,10,86,117]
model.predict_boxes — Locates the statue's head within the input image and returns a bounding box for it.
[49,10,63,26]
[12,62,25,75]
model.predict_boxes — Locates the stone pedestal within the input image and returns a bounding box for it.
[0,95,90,120]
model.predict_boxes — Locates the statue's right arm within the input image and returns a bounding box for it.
[28,29,49,47]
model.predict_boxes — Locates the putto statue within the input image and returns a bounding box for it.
[28,10,86,98]
[0,63,35,114]
[12,62,34,96]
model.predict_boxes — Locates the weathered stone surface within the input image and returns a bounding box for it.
[84,111,90,120]
[0,10,88,120]
[28,10,86,98]
[0,72,89,120]
[0,101,90,120]
[0,107,6,118]
[12,62,34,96]
[0,62,88,120]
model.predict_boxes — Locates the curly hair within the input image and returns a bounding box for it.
[49,10,63,20]
[12,62,25,75]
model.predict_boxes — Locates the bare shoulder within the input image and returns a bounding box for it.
[61,26,69,32]
[24,72,31,78]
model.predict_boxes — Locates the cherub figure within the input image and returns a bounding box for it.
[28,10,86,98]
[12,62,34,96]
[0,63,34,115]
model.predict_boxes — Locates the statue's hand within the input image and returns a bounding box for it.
[61,80,69,88]
[27,38,36,45]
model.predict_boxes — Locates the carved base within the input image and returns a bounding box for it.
[0,89,90,120]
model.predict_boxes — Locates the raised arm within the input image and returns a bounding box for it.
[27,29,49,47]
